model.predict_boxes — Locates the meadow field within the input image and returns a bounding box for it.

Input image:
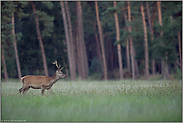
[1,79,182,122]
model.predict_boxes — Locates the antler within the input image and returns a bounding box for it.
[52,60,61,69]
[60,67,64,71]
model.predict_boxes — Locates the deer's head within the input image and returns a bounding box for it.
[53,60,67,78]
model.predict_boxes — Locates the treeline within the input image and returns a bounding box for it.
[1,1,182,82]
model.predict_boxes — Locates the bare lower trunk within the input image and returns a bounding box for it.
[65,1,76,80]
[157,1,168,79]
[75,25,82,78]
[127,1,135,80]
[141,4,149,80]
[93,23,104,74]
[61,1,76,81]
[178,31,182,72]
[125,28,130,71]
[146,1,155,75]
[76,1,88,79]
[1,45,8,82]
[132,43,140,78]
[95,1,108,80]
[12,13,22,82]
[114,1,123,80]
[31,2,48,77]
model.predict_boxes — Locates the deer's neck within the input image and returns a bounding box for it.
[50,72,60,85]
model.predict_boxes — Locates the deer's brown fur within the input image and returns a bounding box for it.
[19,61,66,95]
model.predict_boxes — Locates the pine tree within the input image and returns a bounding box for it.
[157,1,169,79]
[95,1,108,80]
[127,1,135,80]
[61,1,76,81]
[146,1,155,75]
[65,1,77,80]
[31,2,49,76]
[114,1,124,80]
[1,45,9,82]
[140,3,149,80]
[76,1,89,79]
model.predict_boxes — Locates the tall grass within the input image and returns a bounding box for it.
[1,80,182,122]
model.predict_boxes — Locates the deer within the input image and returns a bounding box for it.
[19,60,67,95]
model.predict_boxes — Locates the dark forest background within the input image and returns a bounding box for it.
[1,1,182,82]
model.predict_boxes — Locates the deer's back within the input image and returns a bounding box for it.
[22,75,51,85]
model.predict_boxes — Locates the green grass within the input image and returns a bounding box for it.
[1,80,182,122]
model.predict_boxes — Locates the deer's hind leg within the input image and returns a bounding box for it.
[19,87,23,94]
[19,85,27,94]
[22,86,30,94]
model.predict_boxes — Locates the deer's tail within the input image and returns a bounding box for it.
[21,77,25,83]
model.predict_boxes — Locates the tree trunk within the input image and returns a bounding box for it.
[146,1,155,75]
[124,27,130,71]
[76,1,88,79]
[157,1,168,79]
[127,1,135,80]
[114,1,123,80]
[132,44,140,78]
[178,31,182,72]
[141,4,149,80]
[95,1,108,80]
[1,45,8,82]
[31,2,48,77]
[12,13,22,82]
[93,22,104,74]
[75,25,82,78]
[62,1,76,81]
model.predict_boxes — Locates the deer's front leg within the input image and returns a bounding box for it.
[44,84,54,94]
[41,89,45,95]
[41,85,45,95]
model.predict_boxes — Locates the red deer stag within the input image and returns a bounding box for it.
[19,60,67,95]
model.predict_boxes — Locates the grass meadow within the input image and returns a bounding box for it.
[1,79,182,122]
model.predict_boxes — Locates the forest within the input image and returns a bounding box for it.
[1,1,182,82]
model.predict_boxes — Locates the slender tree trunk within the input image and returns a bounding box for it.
[75,25,82,78]
[1,45,8,82]
[127,1,135,80]
[132,44,140,78]
[126,39,130,71]
[146,1,155,75]
[157,1,168,79]
[114,1,123,80]
[31,2,48,77]
[95,1,108,80]
[125,27,130,71]
[93,22,104,74]
[178,31,182,72]
[64,1,76,80]
[12,13,22,82]
[76,1,88,79]
[141,4,149,80]
[60,1,72,79]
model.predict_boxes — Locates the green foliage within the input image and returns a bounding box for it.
[174,68,182,80]
[89,57,102,76]
[1,2,14,44]
[89,73,102,80]
[1,80,182,122]
[101,6,116,16]
[41,1,53,10]
[35,10,54,37]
